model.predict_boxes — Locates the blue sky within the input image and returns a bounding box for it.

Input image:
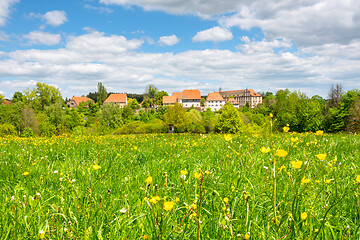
[1,0,360,99]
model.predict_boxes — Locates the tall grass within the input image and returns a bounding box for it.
[0,132,360,239]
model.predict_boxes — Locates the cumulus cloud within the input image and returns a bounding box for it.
[24,31,62,46]
[193,26,233,42]
[43,10,67,26]
[99,0,241,16]
[0,0,19,26]
[0,31,10,41]
[220,0,360,46]
[158,35,180,46]
[237,37,293,54]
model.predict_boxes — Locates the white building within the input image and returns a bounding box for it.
[205,92,225,111]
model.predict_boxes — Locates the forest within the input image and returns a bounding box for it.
[1,82,359,137]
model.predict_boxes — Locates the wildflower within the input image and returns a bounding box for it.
[120,207,127,213]
[205,170,211,175]
[146,176,153,184]
[92,164,101,170]
[356,175,360,183]
[275,149,288,157]
[269,113,273,118]
[224,134,232,141]
[301,212,308,220]
[22,171,29,176]
[325,179,332,184]
[175,197,180,202]
[290,161,303,169]
[290,137,298,143]
[150,196,160,204]
[301,177,311,185]
[315,180,320,184]
[283,126,290,133]
[143,235,148,240]
[244,232,250,239]
[54,170,58,174]
[163,201,174,211]
[39,230,45,239]
[180,170,188,176]
[316,154,327,161]
[223,197,229,203]
[315,130,324,136]
[260,147,271,153]
[191,203,197,210]
[194,172,201,179]
[279,166,286,171]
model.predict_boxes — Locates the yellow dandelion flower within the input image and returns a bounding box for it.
[275,149,288,157]
[290,137,298,142]
[315,130,324,136]
[279,166,286,171]
[146,176,153,184]
[290,160,303,169]
[260,146,271,153]
[244,232,250,239]
[316,154,327,161]
[39,230,45,239]
[194,172,201,179]
[325,179,331,184]
[92,164,101,170]
[180,170,188,176]
[224,134,232,141]
[269,113,273,118]
[315,180,320,184]
[191,203,197,210]
[223,197,229,203]
[163,201,174,211]
[22,171,29,176]
[356,175,360,183]
[175,197,180,202]
[301,212,308,220]
[301,177,311,185]
[283,126,290,133]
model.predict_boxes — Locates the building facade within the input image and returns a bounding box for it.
[219,89,262,108]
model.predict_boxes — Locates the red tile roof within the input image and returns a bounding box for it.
[249,89,261,97]
[182,90,201,100]
[70,96,94,106]
[163,96,177,104]
[206,92,224,101]
[104,93,127,103]
[172,92,183,100]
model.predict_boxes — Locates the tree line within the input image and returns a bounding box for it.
[1,82,359,137]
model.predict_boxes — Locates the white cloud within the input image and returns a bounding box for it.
[100,0,241,16]
[158,35,180,46]
[220,0,360,46]
[42,10,67,27]
[24,31,62,46]
[84,4,114,14]
[193,26,233,42]
[0,0,19,26]
[2,31,360,98]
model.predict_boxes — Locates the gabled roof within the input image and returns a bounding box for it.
[70,96,94,106]
[182,90,201,100]
[227,98,239,105]
[219,89,261,97]
[172,92,182,100]
[206,92,224,101]
[249,89,261,97]
[163,96,177,104]
[104,93,127,103]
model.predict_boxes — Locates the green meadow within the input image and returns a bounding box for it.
[1,132,360,239]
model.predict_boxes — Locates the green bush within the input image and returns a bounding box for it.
[0,123,16,137]
[20,127,34,137]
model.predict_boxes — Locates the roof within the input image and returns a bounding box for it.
[172,92,183,100]
[182,90,201,100]
[227,98,239,105]
[163,96,177,104]
[1,99,12,105]
[219,89,261,97]
[104,93,127,103]
[70,96,94,106]
[206,92,224,101]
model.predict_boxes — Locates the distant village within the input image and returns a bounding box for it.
[67,89,263,112]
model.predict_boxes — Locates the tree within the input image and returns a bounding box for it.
[163,103,189,132]
[215,102,245,133]
[144,84,158,99]
[0,93,4,102]
[328,84,344,108]
[97,82,108,106]
[201,98,205,106]
[97,103,123,131]
[87,91,98,103]
[24,82,63,111]
[155,90,168,105]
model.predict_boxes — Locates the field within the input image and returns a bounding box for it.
[1,131,360,239]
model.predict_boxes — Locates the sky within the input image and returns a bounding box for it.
[1,0,360,99]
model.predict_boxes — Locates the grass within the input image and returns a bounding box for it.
[0,132,360,239]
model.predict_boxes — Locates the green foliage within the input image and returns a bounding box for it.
[97,82,108,105]
[12,91,24,103]
[215,103,245,133]
[163,103,189,132]
[97,103,123,131]
[154,90,168,105]
[21,127,34,137]
[24,82,63,111]
[114,119,167,134]
[0,123,16,136]
[202,108,217,132]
